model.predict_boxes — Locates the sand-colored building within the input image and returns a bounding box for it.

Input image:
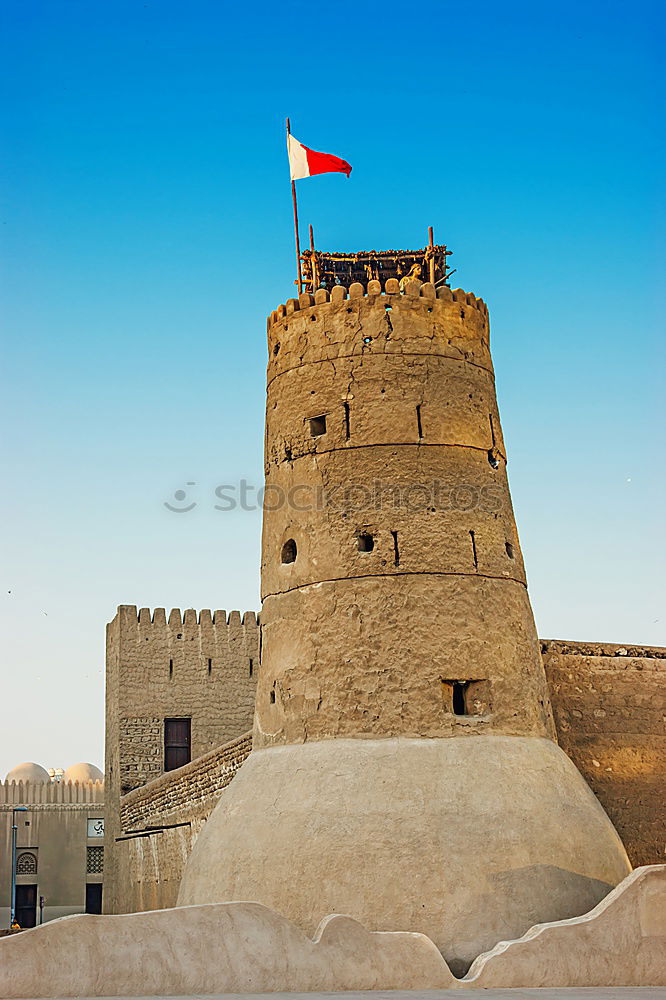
[0,762,104,927]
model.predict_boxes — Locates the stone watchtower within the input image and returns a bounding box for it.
[178,247,631,972]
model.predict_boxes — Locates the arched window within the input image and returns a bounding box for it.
[16,851,37,875]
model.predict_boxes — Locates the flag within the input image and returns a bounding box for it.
[287,133,352,181]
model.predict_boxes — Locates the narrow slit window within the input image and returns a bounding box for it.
[343,401,351,440]
[391,530,400,566]
[249,658,253,677]
[416,404,423,439]
[207,657,212,675]
[452,681,469,715]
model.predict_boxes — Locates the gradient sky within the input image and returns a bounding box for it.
[1,0,664,778]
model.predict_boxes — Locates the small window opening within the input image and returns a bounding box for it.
[273,342,280,356]
[269,684,276,704]
[281,539,297,564]
[416,404,423,439]
[385,304,393,312]
[169,658,173,678]
[343,401,351,440]
[357,532,374,552]
[452,681,469,715]
[207,657,212,675]
[249,658,253,677]
[505,541,515,559]
[363,336,372,344]
[391,530,400,567]
[309,414,327,437]
[487,449,499,470]
[469,529,478,569]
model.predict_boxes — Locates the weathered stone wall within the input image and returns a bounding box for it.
[113,733,252,913]
[543,639,665,869]
[257,280,556,747]
[104,606,258,912]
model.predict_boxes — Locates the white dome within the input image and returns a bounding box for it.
[63,762,103,783]
[5,762,50,783]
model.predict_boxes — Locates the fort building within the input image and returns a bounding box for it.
[103,605,258,913]
[102,247,665,976]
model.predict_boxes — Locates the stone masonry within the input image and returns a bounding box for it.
[543,639,665,868]
[104,606,258,913]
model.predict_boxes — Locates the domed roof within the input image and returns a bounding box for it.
[5,762,50,783]
[63,762,103,783]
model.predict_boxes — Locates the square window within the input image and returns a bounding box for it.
[309,415,327,437]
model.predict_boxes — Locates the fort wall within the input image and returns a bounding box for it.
[543,639,665,868]
[113,733,252,913]
[106,636,665,914]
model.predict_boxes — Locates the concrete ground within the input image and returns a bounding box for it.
[24,990,666,1000]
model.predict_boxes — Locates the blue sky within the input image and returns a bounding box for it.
[1,0,664,777]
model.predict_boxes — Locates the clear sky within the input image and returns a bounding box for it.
[1,0,663,778]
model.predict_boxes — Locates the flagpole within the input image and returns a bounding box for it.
[286,117,303,294]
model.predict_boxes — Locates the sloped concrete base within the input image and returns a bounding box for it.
[178,736,631,970]
[466,864,666,988]
[0,866,663,998]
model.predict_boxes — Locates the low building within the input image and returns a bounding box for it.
[0,763,104,927]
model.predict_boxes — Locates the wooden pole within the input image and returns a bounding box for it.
[286,117,303,294]
[428,225,435,285]
[309,224,317,293]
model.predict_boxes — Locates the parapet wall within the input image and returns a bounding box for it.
[543,639,666,868]
[0,780,103,805]
[113,732,252,912]
[266,281,492,384]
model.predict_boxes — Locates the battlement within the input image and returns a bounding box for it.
[116,606,259,629]
[268,280,488,328]
[0,779,104,805]
[266,281,492,383]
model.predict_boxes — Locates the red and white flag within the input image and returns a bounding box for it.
[287,133,352,181]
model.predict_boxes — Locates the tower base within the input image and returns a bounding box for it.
[177,736,631,973]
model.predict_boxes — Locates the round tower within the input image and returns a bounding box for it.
[179,269,631,972]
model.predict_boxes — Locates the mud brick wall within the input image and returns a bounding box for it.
[543,640,666,867]
[114,732,252,913]
[104,605,258,913]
